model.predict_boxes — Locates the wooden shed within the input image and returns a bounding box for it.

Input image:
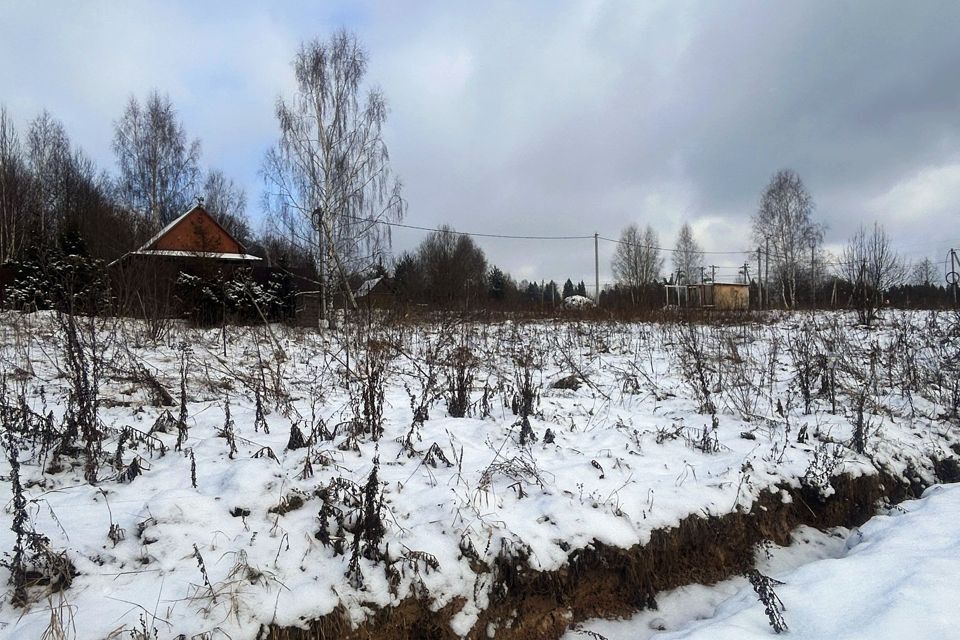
[355,276,397,307]
[686,282,750,311]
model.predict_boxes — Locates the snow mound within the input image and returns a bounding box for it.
[562,295,595,309]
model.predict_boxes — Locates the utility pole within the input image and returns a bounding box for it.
[757,247,763,310]
[699,266,706,284]
[764,238,770,309]
[709,265,717,283]
[810,240,817,309]
[313,207,358,328]
[740,262,750,284]
[948,248,959,307]
[594,233,600,304]
[323,221,358,315]
[317,209,326,327]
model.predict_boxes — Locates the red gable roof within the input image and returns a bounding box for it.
[128,205,260,262]
[144,205,243,253]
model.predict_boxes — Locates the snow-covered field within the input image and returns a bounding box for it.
[566,482,960,640]
[0,310,957,639]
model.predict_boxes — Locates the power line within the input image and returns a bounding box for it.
[342,212,959,274]
[597,235,751,256]
[342,213,592,241]
[346,214,757,255]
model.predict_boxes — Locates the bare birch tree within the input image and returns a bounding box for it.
[262,30,405,325]
[0,106,32,262]
[753,169,822,308]
[842,222,906,325]
[673,222,703,284]
[26,111,71,242]
[612,223,663,303]
[203,169,250,246]
[24,111,106,257]
[1,107,131,266]
[911,257,938,287]
[113,91,201,228]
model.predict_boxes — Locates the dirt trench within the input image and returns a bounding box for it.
[263,461,959,640]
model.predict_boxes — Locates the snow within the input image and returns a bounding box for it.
[132,249,261,261]
[566,482,960,640]
[562,295,595,308]
[0,310,956,639]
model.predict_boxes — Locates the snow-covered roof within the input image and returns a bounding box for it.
[688,281,749,288]
[131,249,261,261]
[356,276,384,297]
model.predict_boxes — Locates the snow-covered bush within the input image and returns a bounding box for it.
[562,294,595,309]
[175,268,296,325]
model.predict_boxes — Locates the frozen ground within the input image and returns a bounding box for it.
[0,310,956,639]
[566,482,960,640]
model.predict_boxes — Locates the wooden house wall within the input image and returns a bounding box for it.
[152,209,243,254]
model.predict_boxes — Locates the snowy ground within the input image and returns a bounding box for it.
[0,310,956,639]
[566,482,960,640]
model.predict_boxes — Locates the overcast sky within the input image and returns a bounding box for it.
[3,0,960,286]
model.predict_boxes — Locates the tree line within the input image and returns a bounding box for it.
[606,169,955,322]
[1,30,954,324]
[0,97,267,265]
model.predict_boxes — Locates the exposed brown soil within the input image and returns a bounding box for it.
[262,466,952,640]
